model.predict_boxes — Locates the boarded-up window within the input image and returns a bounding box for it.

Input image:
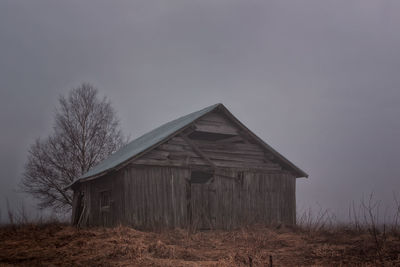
[100,190,111,208]
[191,171,213,184]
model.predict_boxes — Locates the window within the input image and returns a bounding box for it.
[191,170,213,184]
[100,190,111,208]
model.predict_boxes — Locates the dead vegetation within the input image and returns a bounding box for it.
[0,222,399,266]
[1,193,399,266]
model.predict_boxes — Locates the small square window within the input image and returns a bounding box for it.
[100,190,111,208]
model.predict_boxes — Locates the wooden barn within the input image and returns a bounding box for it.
[67,103,307,229]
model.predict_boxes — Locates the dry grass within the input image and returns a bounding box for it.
[0,223,399,266]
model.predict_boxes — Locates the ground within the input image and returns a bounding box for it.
[0,224,399,266]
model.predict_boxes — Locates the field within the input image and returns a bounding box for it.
[0,223,400,266]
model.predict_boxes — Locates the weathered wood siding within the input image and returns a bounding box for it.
[121,166,189,229]
[213,170,295,229]
[72,110,298,229]
[133,112,282,171]
[73,173,125,227]
[74,167,295,229]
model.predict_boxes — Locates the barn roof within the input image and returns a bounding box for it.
[67,103,307,189]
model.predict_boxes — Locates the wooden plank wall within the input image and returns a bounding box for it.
[121,166,189,229]
[193,112,238,135]
[75,167,296,228]
[134,138,281,169]
[76,173,125,227]
[75,166,188,228]
[133,136,208,167]
[209,170,296,229]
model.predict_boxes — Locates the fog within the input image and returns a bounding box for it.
[1,0,399,222]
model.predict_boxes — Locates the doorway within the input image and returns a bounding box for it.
[189,170,216,230]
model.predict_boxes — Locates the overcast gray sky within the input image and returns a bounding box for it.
[1,0,399,222]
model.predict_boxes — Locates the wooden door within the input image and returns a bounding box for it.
[189,170,216,230]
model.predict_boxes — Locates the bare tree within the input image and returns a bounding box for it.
[20,83,126,211]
